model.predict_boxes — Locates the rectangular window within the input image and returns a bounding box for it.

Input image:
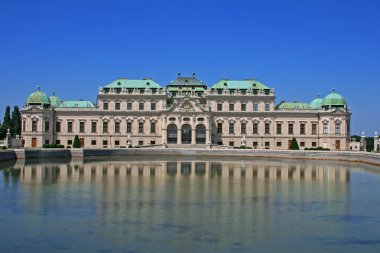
[276,141,282,147]
[217,103,222,111]
[115,102,120,110]
[79,122,85,133]
[253,141,258,148]
[103,122,108,133]
[91,122,97,133]
[265,123,270,134]
[45,139,49,145]
[335,123,341,134]
[300,142,305,147]
[253,123,258,134]
[323,123,328,135]
[265,141,270,148]
[56,140,60,145]
[91,140,97,146]
[127,122,132,133]
[115,140,120,146]
[138,140,144,146]
[241,123,246,134]
[115,122,120,133]
[253,103,258,112]
[229,103,234,111]
[217,122,223,134]
[22,120,26,132]
[139,102,144,111]
[151,122,156,133]
[103,102,108,110]
[229,122,234,134]
[241,104,246,111]
[312,141,317,147]
[229,141,234,147]
[68,139,73,145]
[56,122,61,133]
[44,121,49,132]
[103,140,108,147]
[300,123,306,135]
[288,123,294,135]
[265,103,270,112]
[151,140,156,145]
[276,123,282,134]
[127,102,132,110]
[312,123,317,135]
[139,122,144,134]
[67,122,73,133]
[151,103,156,111]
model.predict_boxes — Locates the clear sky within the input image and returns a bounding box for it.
[0,0,379,135]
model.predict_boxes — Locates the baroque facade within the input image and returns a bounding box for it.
[21,74,351,150]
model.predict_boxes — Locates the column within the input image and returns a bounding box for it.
[191,128,196,144]
[177,128,181,144]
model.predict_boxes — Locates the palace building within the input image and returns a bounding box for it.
[21,73,351,150]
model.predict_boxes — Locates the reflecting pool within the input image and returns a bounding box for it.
[1,156,380,253]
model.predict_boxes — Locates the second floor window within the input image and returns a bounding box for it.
[288,123,294,135]
[32,120,37,132]
[312,123,317,135]
[127,122,132,133]
[115,122,120,133]
[127,102,132,110]
[300,123,306,135]
[151,122,156,133]
[56,122,61,133]
[323,123,328,134]
[103,122,108,133]
[229,104,234,111]
[265,123,270,134]
[44,121,49,132]
[335,122,341,134]
[229,122,234,134]
[91,122,97,133]
[253,123,258,134]
[241,123,246,134]
[139,122,144,133]
[253,103,258,112]
[139,102,144,111]
[276,123,282,134]
[265,103,270,112]
[115,102,120,110]
[217,123,223,134]
[217,103,222,111]
[67,122,73,133]
[241,104,246,111]
[103,102,108,110]
[151,103,156,111]
[79,122,85,133]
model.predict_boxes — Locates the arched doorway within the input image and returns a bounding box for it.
[196,124,206,144]
[167,124,177,144]
[181,124,192,144]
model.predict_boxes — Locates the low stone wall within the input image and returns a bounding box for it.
[1,148,380,166]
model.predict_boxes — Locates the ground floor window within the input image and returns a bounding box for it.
[45,140,49,145]
[300,141,305,147]
[276,141,281,147]
[150,140,156,145]
[229,141,234,147]
[103,140,108,147]
[253,141,258,148]
[138,140,144,146]
[56,140,60,145]
[68,140,72,145]
[91,140,96,146]
[115,140,120,146]
[312,141,317,147]
[265,141,270,149]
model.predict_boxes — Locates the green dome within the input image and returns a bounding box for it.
[27,87,51,105]
[49,92,63,107]
[322,90,347,107]
[309,95,323,109]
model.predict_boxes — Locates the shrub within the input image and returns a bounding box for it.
[289,138,299,150]
[66,146,72,149]
[1,146,7,150]
[73,135,81,148]
[305,147,330,151]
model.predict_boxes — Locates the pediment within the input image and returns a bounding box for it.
[167,98,208,113]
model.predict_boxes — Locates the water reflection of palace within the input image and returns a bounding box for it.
[7,159,349,183]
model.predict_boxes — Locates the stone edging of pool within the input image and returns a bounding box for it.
[1,148,380,167]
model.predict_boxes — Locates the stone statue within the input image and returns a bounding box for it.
[241,135,246,147]
[127,134,132,148]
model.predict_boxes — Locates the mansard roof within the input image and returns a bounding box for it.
[276,101,313,110]
[212,79,270,90]
[105,78,161,89]
[166,75,207,88]
[58,100,96,108]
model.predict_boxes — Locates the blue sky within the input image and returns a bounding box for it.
[0,0,379,135]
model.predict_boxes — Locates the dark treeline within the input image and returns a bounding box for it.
[0,106,22,139]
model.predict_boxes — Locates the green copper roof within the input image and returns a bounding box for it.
[27,88,51,105]
[167,75,207,88]
[322,90,347,106]
[49,92,63,107]
[105,78,161,89]
[276,101,312,110]
[167,87,206,92]
[58,100,96,108]
[309,96,323,109]
[212,79,270,90]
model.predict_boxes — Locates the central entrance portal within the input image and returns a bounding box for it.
[181,124,192,144]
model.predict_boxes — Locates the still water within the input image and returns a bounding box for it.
[1,156,380,253]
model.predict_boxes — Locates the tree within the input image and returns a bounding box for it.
[0,106,11,139]
[11,106,21,137]
[289,137,300,150]
[73,135,81,148]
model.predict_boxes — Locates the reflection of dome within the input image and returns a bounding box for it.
[322,89,347,107]
[309,95,323,109]
[49,92,63,107]
[27,87,51,106]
